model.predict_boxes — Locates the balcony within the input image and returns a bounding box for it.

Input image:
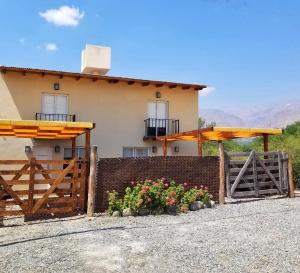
[35,113,76,122]
[144,118,179,140]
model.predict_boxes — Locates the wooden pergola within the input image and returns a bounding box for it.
[158,127,283,157]
[0,119,95,159]
[158,127,283,204]
[0,119,96,218]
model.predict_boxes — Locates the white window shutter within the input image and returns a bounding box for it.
[42,95,55,114]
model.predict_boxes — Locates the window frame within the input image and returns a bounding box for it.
[122,147,150,158]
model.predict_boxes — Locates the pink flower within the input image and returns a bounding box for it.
[131,181,135,185]
[170,191,176,196]
[164,183,169,188]
[153,182,159,187]
[147,198,152,203]
[183,182,188,187]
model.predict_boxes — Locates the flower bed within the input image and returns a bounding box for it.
[107,178,215,216]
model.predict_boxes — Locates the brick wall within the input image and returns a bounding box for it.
[95,156,220,212]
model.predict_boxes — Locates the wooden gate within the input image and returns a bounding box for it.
[226,151,288,198]
[0,158,86,217]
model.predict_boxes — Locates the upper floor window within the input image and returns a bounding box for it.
[147,101,168,120]
[41,94,68,121]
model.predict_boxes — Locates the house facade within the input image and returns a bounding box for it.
[0,45,206,160]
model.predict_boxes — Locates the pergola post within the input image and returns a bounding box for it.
[163,138,167,157]
[71,137,76,158]
[288,153,295,198]
[87,146,98,217]
[84,129,91,210]
[263,134,269,152]
[218,141,225,204]
[85,129,91,161]
[197,132,203,157]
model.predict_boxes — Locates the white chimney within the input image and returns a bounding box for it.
[81,44,111,75]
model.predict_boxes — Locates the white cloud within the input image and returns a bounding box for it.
[200,86,215,96]
[39,6,84,27]
[19,38,25,46]
[45,43,58,52]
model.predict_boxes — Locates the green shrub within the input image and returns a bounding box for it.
[107,190,123,215]
[106,179,214,216]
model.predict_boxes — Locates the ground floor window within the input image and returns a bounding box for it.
[64,147,85,159]
[123,147,150,158]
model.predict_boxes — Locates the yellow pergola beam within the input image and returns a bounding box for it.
[0,119,94,140]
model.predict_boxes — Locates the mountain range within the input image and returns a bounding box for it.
[200,100,300,128]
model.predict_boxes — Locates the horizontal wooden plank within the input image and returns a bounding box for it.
[0,210,23,216]
[5,179,75,185]
[232,188,280,198]
[228,151,281,158]
[36,160,72,164]
[14,189,72,196]
[0,199,18,206]
[0,160,29,164]
[235,181,279,189]
[230,159,279,165]
[230,173,280,182]
[230,166,279,173]
[36,206,73,214]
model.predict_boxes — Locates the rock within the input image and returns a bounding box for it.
[210,200,216,208]
[189,201,201,211]
[123,208,133,217]
[112,211,121,217]
[137,208,150,216]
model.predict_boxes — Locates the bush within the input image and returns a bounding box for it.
[107,178,214,216]
[107,190,123,216]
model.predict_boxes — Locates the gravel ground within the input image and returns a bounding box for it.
[1,196,300,273]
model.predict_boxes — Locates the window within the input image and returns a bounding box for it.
[42,94,68,121]
[123,147,149,158]
[147,101,168,119]
[64,147,85,159]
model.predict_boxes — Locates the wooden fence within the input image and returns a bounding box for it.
[225,151,288,198]
[0,158,86,217]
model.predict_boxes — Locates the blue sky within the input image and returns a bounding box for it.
[0,0,299,110]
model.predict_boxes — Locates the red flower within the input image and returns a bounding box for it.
[153,182,159,187]
[169,200,176,206]
[170,191,176,196]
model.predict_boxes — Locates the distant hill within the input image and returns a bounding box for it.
[201,100,300,128]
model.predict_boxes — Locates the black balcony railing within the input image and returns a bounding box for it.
[35,113,76,122]
[144,118,179,138]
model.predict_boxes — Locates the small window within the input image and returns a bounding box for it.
[123,147,134,158]
[123,147,149,158]
[64,147,85,159]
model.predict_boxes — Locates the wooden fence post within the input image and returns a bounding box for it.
[28,157,36,214]
[288,153,295,198]
[218,141,225,204]
[87,146,98,217]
